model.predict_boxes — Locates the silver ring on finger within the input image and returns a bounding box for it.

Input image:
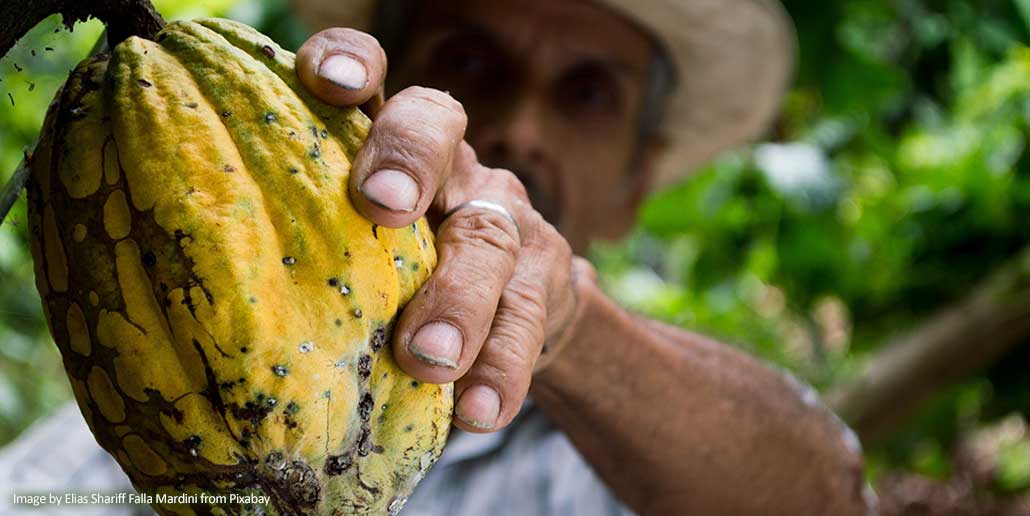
[445,199,521,242]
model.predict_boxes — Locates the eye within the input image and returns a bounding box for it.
[427,34,504,95]
[555,64,624,117]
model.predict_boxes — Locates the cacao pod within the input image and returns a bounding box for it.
[26,18,451,515]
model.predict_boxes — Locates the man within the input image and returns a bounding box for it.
[0,0,874,514]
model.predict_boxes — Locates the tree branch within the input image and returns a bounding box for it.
[827,247,1030,443]
[0,0,164,227]
[1,0,164,58]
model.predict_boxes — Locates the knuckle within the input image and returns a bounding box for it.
[442,209,521,259]
[429,271,491,308]
[505,281,549,326]
[398,86,467,124]
[488,168,528,200]
[380,122,442,169]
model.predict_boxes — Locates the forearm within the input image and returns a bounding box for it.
[531,281,874,516]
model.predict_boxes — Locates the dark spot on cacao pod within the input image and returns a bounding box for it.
[7,93,12,107]
[223,164,235,173]
[320,129,328,139]
[288,167,299,174]
[45,47,53,52]
[248,297,256,304]
[285,401,300,414]
[327,277,339,287]
[31,50,35,57]
[411,262,420,271]
[220,381,235,391]
[142,251,157,267]
[185,435,202,455]
[371,224,379,239]
[12,63,22,72]
[240,346,249,353]
[261,45,275,58]
[28,82,35,92]
[358,355,372,379]
[334,318,342,327]
[221,110,232,117]
[357,426,373,456]
[372,445,385,454]
[324,454,352,476]
[233,398,274,427]
[238,377,246,384]
[264,112,277,123]
[410,381,419,388]
[358,392,374,421]
[138,79,152,88]
[185,102,198,109]
[271,364,288,377]
[309,144,321,159]
[353,308,363,319]
[370,324,387,352]
[282,256,296,265]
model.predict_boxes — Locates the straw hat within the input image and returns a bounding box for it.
[290,0,795,188]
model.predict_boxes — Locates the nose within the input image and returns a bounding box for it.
[468,99,561,224]
[470,98,547,168]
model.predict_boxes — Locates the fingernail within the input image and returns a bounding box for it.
[317,54,368,90]
[456,385,500,430]
[408,321,462,368]
[361,169,419,213]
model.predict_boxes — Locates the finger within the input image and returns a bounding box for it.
[390,175,522,384]
[453,245,554,432]
[349,87,467,227]
[296,28,386,106]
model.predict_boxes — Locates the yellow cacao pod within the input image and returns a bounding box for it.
[26,18,451,515]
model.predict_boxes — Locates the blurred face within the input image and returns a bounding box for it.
[387,0,665,252]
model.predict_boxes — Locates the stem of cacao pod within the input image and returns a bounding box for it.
[0,0,165,227]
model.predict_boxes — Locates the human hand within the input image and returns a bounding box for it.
[296,28,593,433]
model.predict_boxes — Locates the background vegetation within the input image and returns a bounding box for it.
[2,0,1028,512]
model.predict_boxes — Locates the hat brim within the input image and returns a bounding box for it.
[289,0,795,189]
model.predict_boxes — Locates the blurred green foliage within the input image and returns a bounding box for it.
[0,0,1028,496]
[597,0,1030,487]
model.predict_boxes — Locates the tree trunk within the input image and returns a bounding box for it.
[827,247,1030,443]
